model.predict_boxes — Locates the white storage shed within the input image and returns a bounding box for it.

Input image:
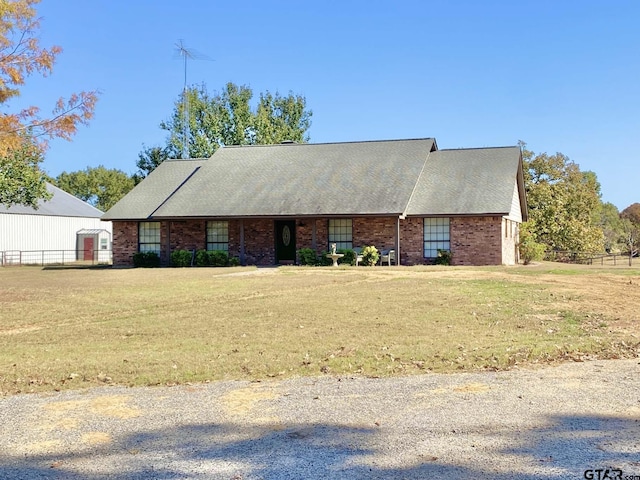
[0,183,112,265]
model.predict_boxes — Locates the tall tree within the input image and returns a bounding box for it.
[521,142,604,255]
[621,203,640,259]
[598,202,628,253]
[0,0,98,207]
[55,166,134,212]
[620,203,640,225]
[136,82,312,179]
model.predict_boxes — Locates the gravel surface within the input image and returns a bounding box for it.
[1,359,639,479]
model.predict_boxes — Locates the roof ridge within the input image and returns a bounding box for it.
[402,150,432,218]
[221,138,435,149]
[438,145,519,152]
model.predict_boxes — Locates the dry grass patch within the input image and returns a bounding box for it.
[1,263,639,395]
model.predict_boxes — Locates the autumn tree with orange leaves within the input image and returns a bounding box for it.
[0,0,97,207]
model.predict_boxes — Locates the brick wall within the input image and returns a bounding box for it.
[112,221,138,266]
[399,217,424,265]
[353,217,397,251]
[169,220,206,252]
[112,216,513,267]
[400,216,507,266]
[242,218,275,265]
[450,216,503,265]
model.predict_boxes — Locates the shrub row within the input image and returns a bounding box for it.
[132,250,240,268]
[132,251,160,268]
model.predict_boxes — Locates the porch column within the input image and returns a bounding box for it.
[240,219,245,265]
[312,219,317,251]
[396,217,401,266]
[164,221,171,266]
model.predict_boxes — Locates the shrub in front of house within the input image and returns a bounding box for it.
[195,249,210,267]
[435,249,452,265]
[132,251,160,268]
[194,249,230,267]
[338,248,356,266]
[171,249,192,267]
[361,246,379,266]
[209,250,229,267]
[297,248,318,266]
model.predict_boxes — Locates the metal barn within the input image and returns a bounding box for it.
[0,183,112,265]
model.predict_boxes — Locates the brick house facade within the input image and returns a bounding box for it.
[104,139,527,267]
[112,214,520,267]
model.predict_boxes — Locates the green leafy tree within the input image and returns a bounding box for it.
[0,138,50,207]
[134,145,170,183]
[621,203,640,259]
[518,221,546,264]
[55,166,135,212]
[136,82,312,179]
[254,91,312,144]
[597,202,628,253]
[520,142,604,255]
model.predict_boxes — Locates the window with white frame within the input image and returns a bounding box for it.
[423,218,450,258]
[328,219,352,250]
[139,222,161,254]
[207,221,229,252]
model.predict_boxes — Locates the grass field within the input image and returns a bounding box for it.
[1,263,639,395]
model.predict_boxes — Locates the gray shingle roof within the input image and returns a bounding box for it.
[0,183,104,217]
[101,159,207,220]
[155,139,435,218]
[102,139,526,221]
[405,146,523,216]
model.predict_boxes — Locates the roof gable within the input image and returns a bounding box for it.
[102,159,207,220]
[405,146,524,217]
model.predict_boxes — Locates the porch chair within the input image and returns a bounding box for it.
[353,247,364,266]
[379,249,396,266]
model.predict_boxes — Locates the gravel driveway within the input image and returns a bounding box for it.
[1,358,639,479]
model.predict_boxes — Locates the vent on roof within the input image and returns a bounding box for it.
[280,140,297,144]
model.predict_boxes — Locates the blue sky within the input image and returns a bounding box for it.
[16,0,640,210]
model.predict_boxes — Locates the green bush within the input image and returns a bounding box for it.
[209,250,229,267]
[361,245,379,266]
[133,251,160,268]
[171,249,193,267]
[297,248,318,266]
[434,249,452,265]
[338,248,356,266]
[195,249,210,267]
[318,254,332,266]
[229,256,241,266]
[519,222,546,265]
[194,249,230,267]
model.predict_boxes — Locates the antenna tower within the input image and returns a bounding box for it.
[175,40,211,159]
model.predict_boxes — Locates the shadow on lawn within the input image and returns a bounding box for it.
[0,414,638,479]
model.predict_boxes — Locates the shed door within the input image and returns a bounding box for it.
[83,237,95,261]
[275,221,296,263]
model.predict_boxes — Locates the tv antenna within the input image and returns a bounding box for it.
[174,40,212,159]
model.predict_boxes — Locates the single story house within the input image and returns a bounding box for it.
[103,138,527,266]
